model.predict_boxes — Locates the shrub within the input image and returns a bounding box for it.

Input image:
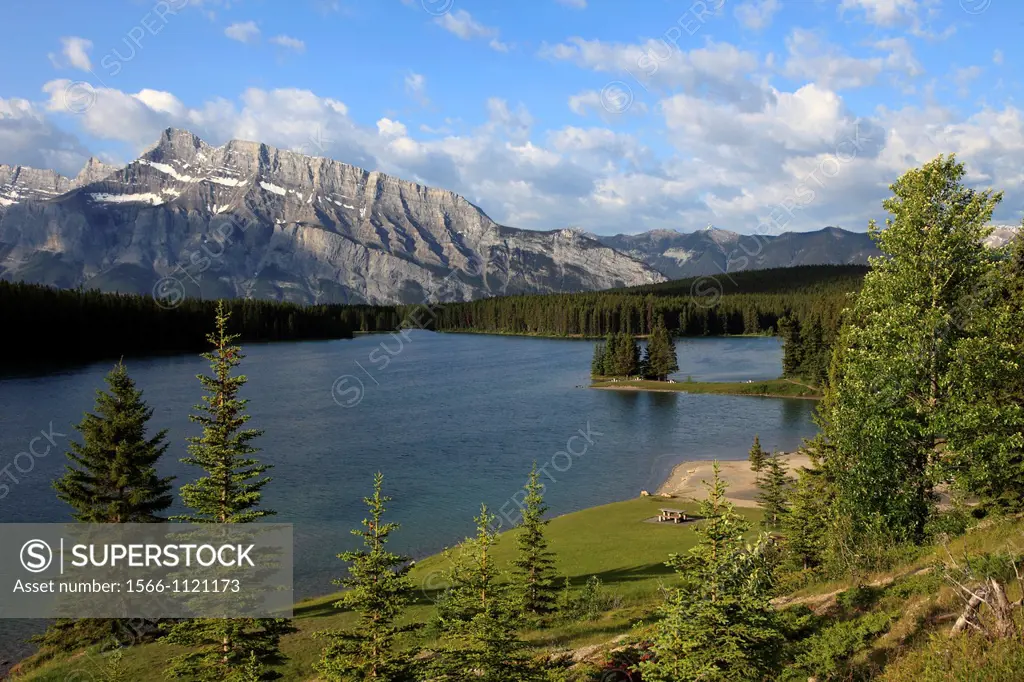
[781,611,892,681]
[879,633,1024,682]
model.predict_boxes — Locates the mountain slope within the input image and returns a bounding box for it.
[0,128,665,305]
[597,225,881,279]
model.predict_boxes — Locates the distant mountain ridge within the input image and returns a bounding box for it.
[0,128,664,305]
[2,128,1017,304]
[594,225,882,280]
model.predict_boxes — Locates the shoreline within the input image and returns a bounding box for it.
[655,452,812,507]
[591,378,822,400]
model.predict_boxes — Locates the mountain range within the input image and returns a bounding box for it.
[1,128,1016,305]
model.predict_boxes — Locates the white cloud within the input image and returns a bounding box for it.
[0,96,92,174]
[269,35,306,52]
[435,10,509,52]
[404,72,429,106]
[568,89,648,119]
[12,69,1024,236]
[542,37,763,108]
[953,65,983,97]
[49,37,93,72]
[224,21,260,44]
[735,0,781,31]
[376,117,408,138]
[839,0,920,26]
[781,30,921,90]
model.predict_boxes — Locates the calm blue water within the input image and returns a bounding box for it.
[0,332,817,662]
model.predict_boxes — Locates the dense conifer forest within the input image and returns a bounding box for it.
[2,265,865,382]
[0,281,402,368]
[433,265,868,385]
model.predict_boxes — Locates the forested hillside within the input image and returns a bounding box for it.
[434,265,868,384]
[0,281,401,368]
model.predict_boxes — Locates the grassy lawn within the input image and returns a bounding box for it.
[15,497,761,681]
[591,377,822,399]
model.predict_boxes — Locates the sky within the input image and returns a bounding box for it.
[0,0,1020,235]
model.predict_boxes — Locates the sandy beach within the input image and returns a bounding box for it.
[655,452,812,507]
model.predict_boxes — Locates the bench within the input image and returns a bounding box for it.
[658,508,688,523]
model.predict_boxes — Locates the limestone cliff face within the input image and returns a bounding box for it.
[0,128,664,304]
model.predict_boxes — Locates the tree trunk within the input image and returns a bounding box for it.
[950,586,988,637]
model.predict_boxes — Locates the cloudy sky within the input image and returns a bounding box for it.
[0,0,1019,235]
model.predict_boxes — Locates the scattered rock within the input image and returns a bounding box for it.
[640,490,650,496]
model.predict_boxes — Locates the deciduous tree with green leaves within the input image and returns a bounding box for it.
[164,301,292,681]
[512,464,557,618]
[314,472,420,681]
[941,231,1024,511]
[821,154,1002,542]
[640,462,783,682]
[433,505,540,682]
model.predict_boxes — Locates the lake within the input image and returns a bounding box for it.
[0,332,817,662]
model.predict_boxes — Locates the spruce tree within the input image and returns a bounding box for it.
[314,472,420,681]
[40,363,173,655]
[165,301,292,681]
[611,332,640,377]
[590,342,606,377]
[602,333,619,375]
[756,452,792,530]
[784,444,832,571]
[54,362,173,522]
[644,319,679,381]
[512,464,557,618]
[640,463,783,682]
[778,316,803,377]
[748,435,766,474]
[433,505,539,682]
[174,300,273,524]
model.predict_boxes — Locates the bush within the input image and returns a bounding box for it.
[880,633,1024,682]
[887,571,942,599]
[558,576,619,620]
[924,507,972,542]
[837,584,884,613]
[781,611,892,681]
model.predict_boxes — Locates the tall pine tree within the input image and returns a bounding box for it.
[54,362,173,522]
[756,452,792,530]
[640,463,783,682]
[783,442,832,571]
[433,505,539,682]
[314,472,420,681]
[512,464,557,618]
[40,363,173,654]
[644,319,679,381]
[748,435,766,474]
[165,301,293,681]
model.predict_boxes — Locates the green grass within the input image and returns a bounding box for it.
[14,497,758,681]
[591,377,822,399]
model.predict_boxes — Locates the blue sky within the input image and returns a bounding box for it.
[0,0,1020,234]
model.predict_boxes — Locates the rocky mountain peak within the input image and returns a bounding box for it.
[0,127,666,304]
[73,157,121,187]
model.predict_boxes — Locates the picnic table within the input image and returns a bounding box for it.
[658,508,688,523]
